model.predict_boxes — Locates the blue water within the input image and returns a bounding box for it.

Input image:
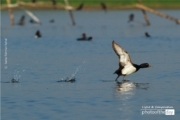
[1,9,180,120]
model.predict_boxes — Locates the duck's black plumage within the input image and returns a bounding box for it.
[18,15,25,25]
[77,33,93,41]
[35,30,41,38]
[32,0,36,3]
[145,32,151,37]
[112,41,151,81]
[128,13,134,23]
[30,19,39,24]
[49,19,55,23]
[100,2,107,12]
[51,0,56,5]
[76,3,84,10]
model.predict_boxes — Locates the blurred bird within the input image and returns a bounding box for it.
[76,3,84,10]
[29,19,34,23]
[25,10,41,24]
[35,30,41,38]
[51,0,56,9]
[11,78,19,83]
[100,2,107,12]
[112,41,151,81]
[49,19,55,23]
[77,33,93,41]
[29,19,37,24]
[145,32,151,37]
[128,13,134,23]
[18,15,25,25]
[51,0,56,5]
[64,0,75,25]
[29,19,40,24]
[32,0,36,3]
[64,0,74,10]
[87,37,93,40]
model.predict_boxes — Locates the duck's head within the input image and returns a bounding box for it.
[139,63,151,68]
[82,33,86,38]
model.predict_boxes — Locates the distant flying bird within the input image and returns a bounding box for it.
[25,10,41,24]
[77,33,93,41]
[64,0,76,25]
[145,32,151,37]
[76,3,84,10]
[112,41,151,81]
[100,2,107,12]
[18,15,25,25]
[64,0,74,10]
[128,13,134,23]
[35,30,41,38]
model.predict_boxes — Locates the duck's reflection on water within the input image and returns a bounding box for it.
[116,80,149,92]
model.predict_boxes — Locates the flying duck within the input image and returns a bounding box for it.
[112,41,151,81]
[77,33,93,41]
[100,2,107,12]
[76,3,84,10]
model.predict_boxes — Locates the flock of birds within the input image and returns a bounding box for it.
[10,1,153,91]
[30,0,107,11]
[15,0,111,39]
[15,0,152,40]
[17,12,151,39]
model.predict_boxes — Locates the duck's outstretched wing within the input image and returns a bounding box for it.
[112,40,133,67]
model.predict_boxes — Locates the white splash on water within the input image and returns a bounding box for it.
[13,70,21,81]
[60,60,85,81]
[11,68,26,83]
[69,60,85,79]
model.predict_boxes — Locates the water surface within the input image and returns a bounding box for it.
[1,10,180,120]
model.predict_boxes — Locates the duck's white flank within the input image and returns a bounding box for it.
[122,62,136,75]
